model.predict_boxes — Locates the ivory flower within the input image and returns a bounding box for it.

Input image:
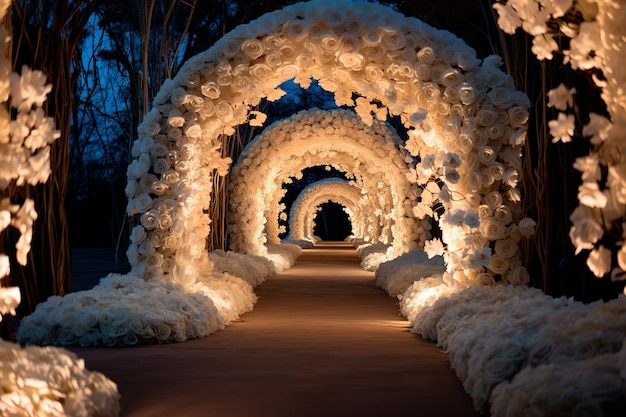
[549,112,575,143]
[587,246,611,278]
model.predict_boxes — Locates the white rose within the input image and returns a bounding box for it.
[488,253,510,274]
[508,106,529,127]
[417,46,436,64]
[488,86,513,108]
[476,106,497,126]
[494,205,513,225]
[286,19,308,41]
[495,238,518,258]
[478,204,493,219]
[467,171,482,191]
[153,158,170,175]
[413,62,431,81]
[141,209,160,230]
[137,238,154,255]
[200,81,221,99]
[129,225,147,245]
[506,265,530,285]
[480,217,506,240]
[421,82,441,102]
[139,173,159,194]
[170,87,188,106]
[441,68,462,87]
[459,83,477,105]
[133,192,153,214]
[484,191,503,209]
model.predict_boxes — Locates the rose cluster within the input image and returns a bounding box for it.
[0,340,121,417]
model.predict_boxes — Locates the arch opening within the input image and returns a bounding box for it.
[313,202,352,241]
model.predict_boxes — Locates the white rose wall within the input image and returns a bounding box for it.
[5,0,626,416]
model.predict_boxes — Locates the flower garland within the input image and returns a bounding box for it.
[286,178,370,243]
[0,1,121,414]
[493,1,626,283]
[228,108,423,256]
[129,0,532,287]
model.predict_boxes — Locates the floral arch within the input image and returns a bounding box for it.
[228,108,423,256]
[286,178,372,243]
[127,0,533,287]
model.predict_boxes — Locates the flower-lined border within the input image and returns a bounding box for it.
[287,178,369,242]
[228,108,422,255]
[129,0,532,286]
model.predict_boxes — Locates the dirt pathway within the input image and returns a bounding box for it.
[71,242,477,417]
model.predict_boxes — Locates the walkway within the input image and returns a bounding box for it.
[70,242,477,417]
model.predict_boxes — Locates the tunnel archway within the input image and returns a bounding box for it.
[128,0,531,287]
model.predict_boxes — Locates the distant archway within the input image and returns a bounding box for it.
[228,109,422,255]
[128,0,530,287]
[287,178,371,243]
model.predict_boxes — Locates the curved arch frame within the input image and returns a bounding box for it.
[127,0,530,286]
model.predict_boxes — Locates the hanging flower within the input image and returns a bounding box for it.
[549,112,575,143]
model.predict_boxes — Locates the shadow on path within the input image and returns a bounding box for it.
[70,241,477,417]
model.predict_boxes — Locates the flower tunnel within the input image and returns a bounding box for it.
[286,177,373,243]
[227,108,424,257]
[124,0,532,288]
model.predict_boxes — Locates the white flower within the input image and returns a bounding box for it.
[517,217,536,237]
[442,152,461,168]
[532,34,558,60]
[200,81,221,99]
[547,84,576,110]
[248,111,267,127]
[578,181,607,208]
[464,247,492,268]
[549,112,575,143]
[569,206,603,254]
[587,246,611,278]
[463,210,480,228]
[0,286,20,316]
[573,155,601,182]
[493,3,522,35]
[424,238,445,259]
[582,113,611,144]
[9,66,52,112]
[241,38,265,60]
[480,217,506,240]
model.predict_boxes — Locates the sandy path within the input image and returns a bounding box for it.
[70,242,477,417]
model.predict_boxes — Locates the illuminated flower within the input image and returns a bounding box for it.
[587,246,611,278]
[424,238,445,259]
[547,84,576,111]
[549,112,575,143]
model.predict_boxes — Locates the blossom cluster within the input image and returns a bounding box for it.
[287,178,368,243]
[494,1,626,285]
[128,0,531,287]
[17,247,297,348]
[0,6,60,319]
[0,340,121,416]
[229,109,424,256]
[374,253,626,416]
[0,2,123,415]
